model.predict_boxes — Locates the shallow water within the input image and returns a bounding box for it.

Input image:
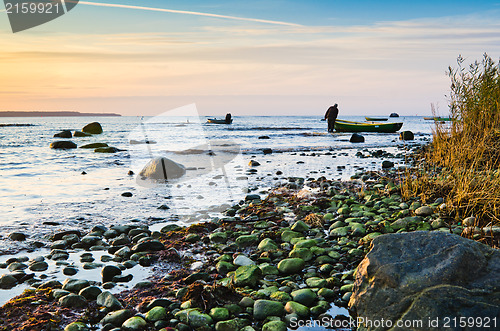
[0,114,434,253]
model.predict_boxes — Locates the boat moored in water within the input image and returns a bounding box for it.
[334,119,403,133]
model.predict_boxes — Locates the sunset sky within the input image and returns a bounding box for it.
[1,0,500,116]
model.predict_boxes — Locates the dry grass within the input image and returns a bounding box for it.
[402,54,500,243]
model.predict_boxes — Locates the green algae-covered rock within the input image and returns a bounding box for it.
[210,232,228,243]
[262,320,287,331]
[188,310,213,328]
[122,316,147,330]
[101,309,134,326]
[145,306,167,322]
[305,277,328,288]
[259,263,279,276]
[277,258,305,274]
[253,299,284,320]
[293,239,318,249]
[210,307,230,321]
[291,220,310,232]
[284,301,310,317]
[289,248,313,261]
[318,288,335,299]
[291,288,317,307]
[235,234,259,248]
[281,230,302,242]
[64,322,89,331]
[329,226,349,237]
[216,261,235,275]
[258,238,278,251]
[231,265,262,287]
[270,291,292,303]
[215,319,239,331]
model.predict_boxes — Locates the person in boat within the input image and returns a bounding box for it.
[225,113,232,124]
[324,103,339,132]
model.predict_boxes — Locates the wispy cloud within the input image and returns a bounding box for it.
[78,1,302,27]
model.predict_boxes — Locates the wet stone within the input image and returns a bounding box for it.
[63,266,78,276]
[59,294,87,308]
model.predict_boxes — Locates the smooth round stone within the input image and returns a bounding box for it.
[79,286,102,300]
[122,316,147,330]
[277,258,305,274]
[8,232,26,241]
[101,309,134,326]
[62,279,90,293]
[262,321,286,331]
[253,300,284,320]
[29,261,49,272]
[80,256,95,263]
[8,262,28,272]
[97,291,123,310]
[82,262,103,270]
[145,306,167,322]
[209,307,229,321]
[233,255,255,266]
[64,322,90,331]
[63,266,78,276]
[102,265,122,283]
[103,282,116,289]
[0,274,17,289]
[52,289,71,300]
[290,289,317,307]
[59,294,87,308]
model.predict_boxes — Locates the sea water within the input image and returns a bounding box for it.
[0,115,434,254]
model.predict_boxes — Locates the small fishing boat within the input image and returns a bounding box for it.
[365,116,388,121]
[207,118,232,124]
[423,116,453,121]
[334,119,403,133]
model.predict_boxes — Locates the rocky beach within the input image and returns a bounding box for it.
[0,116,498,331]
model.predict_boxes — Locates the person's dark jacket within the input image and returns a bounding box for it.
[325,105,338,119]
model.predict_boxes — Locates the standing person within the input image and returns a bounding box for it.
[325,103,339,132]
[225,113,232,124]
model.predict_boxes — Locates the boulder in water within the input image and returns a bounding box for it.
[73,131,91,137]
[54,130,72,138]
[399,130,414,141]
[80,143,108,149]
[139,157,186,181]
[389,112,399,117]
[349,133,365,143]
[50,141,77,149]
[82,122,103,134]
[94,147,120,153]
[349,231,500,329]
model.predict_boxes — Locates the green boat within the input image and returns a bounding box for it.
[423,116,453,121]
[334,119,403,133]
[365,116,388,121]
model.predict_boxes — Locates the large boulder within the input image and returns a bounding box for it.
[350,133,365,143]
[399,130,414,141]
[82,122,103,134]
[50,141,77,149]
[54,130,72,138]
[349,231,500,330]
[139,157,186,181]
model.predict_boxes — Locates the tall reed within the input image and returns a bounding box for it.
[402,54,500,245]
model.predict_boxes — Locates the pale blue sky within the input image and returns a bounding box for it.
[1,1,500,116]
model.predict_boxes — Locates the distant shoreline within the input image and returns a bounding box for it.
[0,111,121,117]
